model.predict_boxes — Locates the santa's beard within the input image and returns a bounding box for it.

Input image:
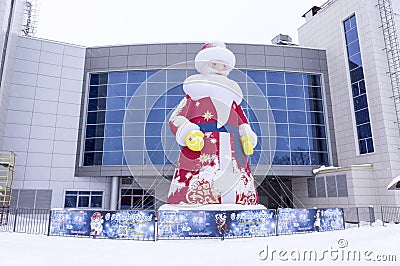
[183,73,244,128]
[185,82,241,128]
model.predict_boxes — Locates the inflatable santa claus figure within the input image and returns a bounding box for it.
[168,41,258,205]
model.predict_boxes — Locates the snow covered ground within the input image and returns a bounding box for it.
[1,222,399,266]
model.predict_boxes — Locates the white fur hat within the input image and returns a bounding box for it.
[194,41,236,75]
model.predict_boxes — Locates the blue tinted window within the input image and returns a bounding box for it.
[146,95,160,109]
[127,83,140,96]
[107,84,126,97]
[288,111,307,124]
[166,96,183,108]
[266,72,284,84]
[84,152,103,165]
[286,85,304,98]
[124,137,144,150]
[287,98,305,111]
[109,72,127,84]
[275,124,289,137]
[104,138,123,151]
[88,98,106,111]
[124,151,143,164]
[306,99,323,112]
[87,111,105,124]
[309,138,327,151]
[310,152,328,165]
[355,109,370,125]
[128,71,147,83]
[273,151,291,165]
[248,150,260,165]
[306,75,321,86]
[291,152,310,165]
[103,152,122,165]
[309,125,326,138]
[86,125,104,138]
[89,85,107,98]
[105,124,122,137]
[272,110,287,123]
[146,137,163,150]
[366,138,374,153]
[147,151,165,164]
[350,67,364,83]
[245,109,258,122]
[124,123,145,137]
[349,15,357,28]
[147,109,166,122]
[344,16,374,154]
[305,86,322,99]
[247,71,266,83]
[353,94,368,111]
[147,83,166,95]
[90,73,108,85]
[147,71,166,82]
[289,124,307,137]
[308,112,325,124]
[345,27,359,45]
[290,138,309,151]
[152,97,165,108]
[352,80,366,96]
[85,69,330,166]
[106,110,125,123]
[359,139,367,154]
[90,74,99,85]
[106,97,125,110]
[344,19,352,32]
[357,123,372,139]
[166,70,187,82]
[145,123,163,136]
[275,137,290,150]
[268,97,287,110]
[267,84,285,97]
[247,96,267,109]
[285,73,303,85]
[229,69,246,82]
[85,138,103,152]
[348,53,362,70]
[346,41,360,57]
[167,84,184,95]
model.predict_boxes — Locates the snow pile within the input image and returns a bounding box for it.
[1,223,400,265]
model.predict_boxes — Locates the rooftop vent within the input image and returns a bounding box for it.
[271,34,296,46]
[302,6,321,21]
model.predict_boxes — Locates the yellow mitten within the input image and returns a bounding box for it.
[241,136,254,155]
[185,130,204,151]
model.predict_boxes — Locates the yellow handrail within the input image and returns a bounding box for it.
[0,151,16,207]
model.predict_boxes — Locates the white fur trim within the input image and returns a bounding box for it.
[184,74,243,104]
[176,122,200,146]
[195,47,235,74]
[239,124,257,148]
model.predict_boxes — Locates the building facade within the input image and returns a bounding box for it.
[297,0,400,208]
[3,36,334,210]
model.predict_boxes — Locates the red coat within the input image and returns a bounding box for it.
[168,95,258,205]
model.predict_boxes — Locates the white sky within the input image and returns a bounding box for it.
[35,0,328,47]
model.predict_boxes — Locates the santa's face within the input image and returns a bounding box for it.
[208,61,231,75]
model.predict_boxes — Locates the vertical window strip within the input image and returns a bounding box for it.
[343,15,374,154]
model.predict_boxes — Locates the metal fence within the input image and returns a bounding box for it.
[0,208,50,235]
[343,207,375,227]
[381,206,400,224]
[2,206,399,237]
